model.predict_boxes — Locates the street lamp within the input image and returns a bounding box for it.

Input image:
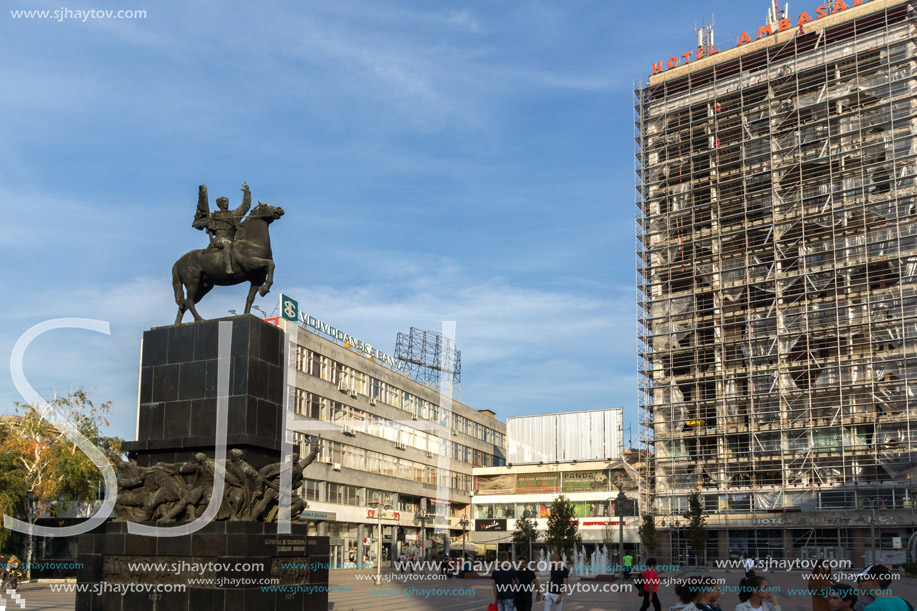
[606,478,629,569]
[416,502,432,562]
[661,516,683,565]
[606,496,618,560]
[859,497,887,565]
[458,516,470,573]
[369,497,394,585]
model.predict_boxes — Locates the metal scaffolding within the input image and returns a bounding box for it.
[636,1,917,522]
[394,327,462,399]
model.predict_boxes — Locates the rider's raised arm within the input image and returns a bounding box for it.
[192,184,209,230]
[234,182,251,218]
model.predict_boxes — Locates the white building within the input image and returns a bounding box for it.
[507,408,623,464]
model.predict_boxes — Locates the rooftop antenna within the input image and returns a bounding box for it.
[695,15,715,50]
[767,1,790,26]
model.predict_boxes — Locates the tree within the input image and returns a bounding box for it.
[0,425,27,552]
[544,495,581,556]
[682,491,708,566]
[637,512,659,553]
[1,390,121,579]
[602,519,616,548]
[512,516,539,559]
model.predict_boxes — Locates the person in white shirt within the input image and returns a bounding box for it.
[744,555,756,579]
[736,576,780,611]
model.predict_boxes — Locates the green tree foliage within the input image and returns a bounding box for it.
[638,512,659,552]
[1,390,121,578]
[682,490,708,564]
[512,516,539,557]
[544,495,581,555]
[0,425,27,551]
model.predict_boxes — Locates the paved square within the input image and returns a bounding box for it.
[16,568,917,611]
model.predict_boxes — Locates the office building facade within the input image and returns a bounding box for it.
[271,315,506,565]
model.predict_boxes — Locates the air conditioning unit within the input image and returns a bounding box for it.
[411,415,418,420]
[395,442,406,450]
[332,463,342,471]
[369,397,377,406]
[426,451,434,459]
[350,390,358,398]
[323,457,333,465]
[341,424,356,436]
[451,430,458,436]
[338,381,348,393]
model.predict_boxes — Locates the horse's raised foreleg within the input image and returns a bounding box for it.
[244,282,260,315]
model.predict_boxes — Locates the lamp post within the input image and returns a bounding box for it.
[661,516,683,565]
[859,498,887,565]
[369,498,393,586]
[458,516,470,574]
[607,477,629,569]
[605,496,617,563]
[458,516,470,559]
[416,502,431,562]
[616,494,628,567]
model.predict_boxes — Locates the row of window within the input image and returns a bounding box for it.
[453,413,504,446]
[296,346,505,447]
[300,481,464,517]
[294,390,504,467]
[295,434,472,491]
[653,487,913,513]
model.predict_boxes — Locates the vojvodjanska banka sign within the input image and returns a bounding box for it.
[279,294,405,372]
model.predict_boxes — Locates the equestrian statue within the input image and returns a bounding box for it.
[172,182,284,324]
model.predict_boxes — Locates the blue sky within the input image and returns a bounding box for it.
[0,0,782,444]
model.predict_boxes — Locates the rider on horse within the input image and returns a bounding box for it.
[193,182,251,275]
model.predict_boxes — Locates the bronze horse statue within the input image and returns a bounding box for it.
[172,202,285,324]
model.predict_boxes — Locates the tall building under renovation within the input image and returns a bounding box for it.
[636,0,917,561]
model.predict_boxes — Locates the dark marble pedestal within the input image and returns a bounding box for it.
[75,522,329,611]
[124,315,286,470]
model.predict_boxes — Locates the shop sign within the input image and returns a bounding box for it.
[562,470,609,493]
[515,473,560,494]
[475,519,507,532]
[301,510,336,520]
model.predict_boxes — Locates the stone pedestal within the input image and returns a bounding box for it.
[124,315,286,469]
[76,522,329,611]
[77,316,330,610]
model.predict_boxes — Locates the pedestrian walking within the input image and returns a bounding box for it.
[491,552,519,611]
[640,558,662,611]
[544,553,569,611]
[514,556,541,611]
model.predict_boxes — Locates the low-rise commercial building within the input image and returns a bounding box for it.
[470,460,639,560]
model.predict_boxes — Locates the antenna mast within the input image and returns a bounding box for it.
[695,15,715,50]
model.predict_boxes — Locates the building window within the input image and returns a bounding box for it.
[300,479,322,502]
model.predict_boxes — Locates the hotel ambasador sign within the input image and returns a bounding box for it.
[652,0,871,75]
[279,294,405,372]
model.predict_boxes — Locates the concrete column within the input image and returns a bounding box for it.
[719,529,730,561]
[851,528,867,567]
